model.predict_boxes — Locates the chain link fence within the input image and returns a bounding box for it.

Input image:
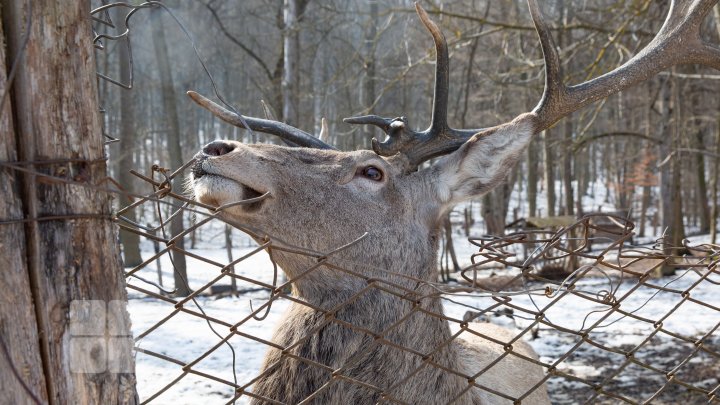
[86,2,720,404]
[112,160,720,405]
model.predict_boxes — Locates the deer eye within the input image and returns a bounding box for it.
[361,166,383,181]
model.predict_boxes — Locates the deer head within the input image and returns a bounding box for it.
[190,1,718,296]
[189,9,539,299]
[191,118,533,298]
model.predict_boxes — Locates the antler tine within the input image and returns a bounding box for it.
[416,3,450,134]
[527,0,565,127]
[319,117,330,143]
[528,0,720,132]
[187,91,336,150]
[344,3,482,169]
[343,115,396,132]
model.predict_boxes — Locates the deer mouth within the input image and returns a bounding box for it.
[239,183,265,200]
[191,160,267,210]
[193,174,266,209]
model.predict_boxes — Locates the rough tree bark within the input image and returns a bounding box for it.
[1,1,137,403]
[0,7,49,405]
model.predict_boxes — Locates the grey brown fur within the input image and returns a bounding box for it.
[191,113,550,404]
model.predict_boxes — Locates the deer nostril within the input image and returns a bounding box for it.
[203,141,236,157]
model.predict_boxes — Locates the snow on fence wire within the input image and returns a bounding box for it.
[117,161,720,405]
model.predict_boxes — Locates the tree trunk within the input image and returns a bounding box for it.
[639,184,651,238]
[481,167,517,235]
[459,37,480,129]
[1,1,137,403]
[527,137,539,218]
[670,74,686,251]
[657,75,683,275]
[115,6,142,267]
[482,192,504,236]
[463,204,474,237]
[360,1,378,148]
[562,119,574,216]
[225,225,238,296]
[574,145,588,216]
[711,2,720,243]
[282,0,305,127]
[639,87,653,238]
[0,7,49,405]
[558,2,574,216]
[658,77,673,242]
[693,130,711,233]
[151,10,190,296]
[443,214,460,275]
[614,138,629,210]
[712,112,720,243]
[542,130,556,217]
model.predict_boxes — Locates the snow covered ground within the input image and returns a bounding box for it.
[127,231,720,404]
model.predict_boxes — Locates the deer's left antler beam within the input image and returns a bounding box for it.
[187,91,336,150]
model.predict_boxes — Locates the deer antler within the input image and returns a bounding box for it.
[186,91,336,150]
[529,0,720,132]
[188,1,718,166]
[344,3,483,167]
[347,0,720,169]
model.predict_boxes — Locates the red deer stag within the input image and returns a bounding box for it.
[188,1,719,404]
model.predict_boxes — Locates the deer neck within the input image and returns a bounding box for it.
[253,245,479,404]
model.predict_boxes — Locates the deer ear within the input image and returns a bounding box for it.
[429,115,534,207]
